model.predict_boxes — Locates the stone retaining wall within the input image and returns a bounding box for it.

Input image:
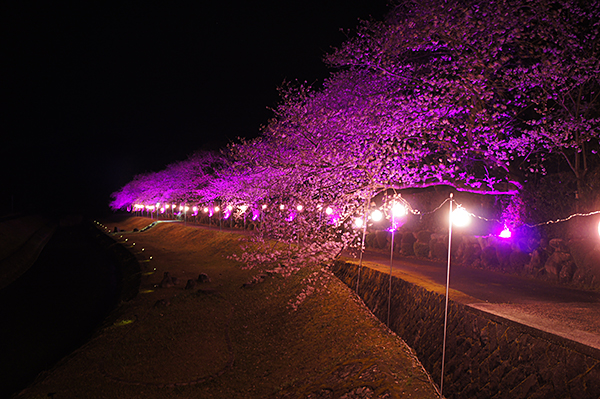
[332,261,600,399]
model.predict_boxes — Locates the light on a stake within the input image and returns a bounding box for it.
[371,209,383,222]
[452,206,471,227]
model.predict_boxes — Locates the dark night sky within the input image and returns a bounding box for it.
[2,1,390,215]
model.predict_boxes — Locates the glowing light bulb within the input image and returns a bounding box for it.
[185,206,189,212]
[214,206,220,212]
[452,207,471,227]
[296,205,303,211]
[227,205,233,211]
[240,205,248,212]
[325,207,333,215]
[192,206,198,212]
[371,209,383,222]
[261,204,267,210]
[203,207,209,213]
[280,204,285,210]
[354,218,364,228]
[391,203,407,217]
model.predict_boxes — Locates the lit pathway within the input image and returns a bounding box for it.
[341,250,600,352]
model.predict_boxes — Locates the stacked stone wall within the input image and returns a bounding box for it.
[333,261,600,399]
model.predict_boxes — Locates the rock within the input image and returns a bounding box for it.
[431,239,448,260]
[197,273,211,283]
[413,241,430,257]
[509,250,530,274]
[573,247,600,288]
[185,279,197,290]
[524,248,548,276]
[481,246,499,269]
[159,271,175,288]
[549,238,569,253]
[544,251,576,282]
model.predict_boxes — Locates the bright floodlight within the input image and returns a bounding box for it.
[371,209,383,222]
[452,207,471,227]
[499,225,512,238]
[192,206,198,212]
[325,207,334,215]
[391,203,407,217]
[214,206,220,212]
[296,204,303,211]
[279,204,285,210]
[156,203,160,208]
[203,207,209,213]
[354,217,364,228]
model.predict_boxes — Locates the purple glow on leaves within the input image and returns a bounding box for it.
[252,208,260,221]
[286,211,296,222]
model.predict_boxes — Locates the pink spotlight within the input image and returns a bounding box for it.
[499,225,512,238]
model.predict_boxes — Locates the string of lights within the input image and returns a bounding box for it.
[129,195,600,238]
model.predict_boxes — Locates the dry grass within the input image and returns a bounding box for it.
[18,216,439,399]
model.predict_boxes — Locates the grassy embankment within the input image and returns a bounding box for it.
[18,216,439,398]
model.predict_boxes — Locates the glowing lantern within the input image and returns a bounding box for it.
[185,206,189,212]
[296,204,303,211]
[192,206,197,212]
[391,203,407,218]
[261,204,267,210]
[452,207,471,227]
[214,206,220,212]
[354,217,364,228]
[371,209,383,222]
[203,207,209,213]
[280,204,285,210]
[499,225,512,238]
[325,207,334,215]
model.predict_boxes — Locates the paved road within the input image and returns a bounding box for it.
[341,249,600,351]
